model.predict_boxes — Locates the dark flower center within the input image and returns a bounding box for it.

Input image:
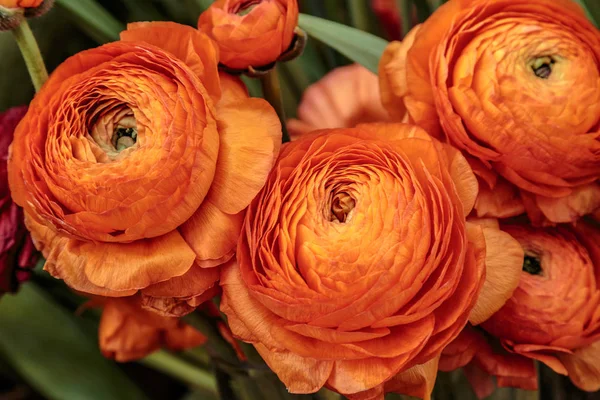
[113,126,137,151]
[330,192,355,223]
[531,56,555,79]
[234,0,261,16]
[523,255,542,275]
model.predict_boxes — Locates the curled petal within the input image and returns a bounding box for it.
[383,356,440,400]
[179,201,243,266]
[255,344,333,394]
[378,26,421,122]
[469,224,524,325]
[208,96,281,214]
[559,340,600,392]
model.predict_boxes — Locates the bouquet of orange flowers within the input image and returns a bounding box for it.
[1,0,600,399]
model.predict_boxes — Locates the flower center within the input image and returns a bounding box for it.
[330,192,355,223]
[233,0,261,16]
[113,127,137,151]
[522,254,542,275]
[530,56,555,79]
[111,116,137,152]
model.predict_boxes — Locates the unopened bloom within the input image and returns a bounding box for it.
[441,220,600,394]
[0,0,42,8]
[198,0,299,70]
[0,106,37,295]
[379,0,600,225]
[8,22,281,316]
[222,124,523,399]
[287,64,391,137]
[99,296,206,362]
[0,0,52,30]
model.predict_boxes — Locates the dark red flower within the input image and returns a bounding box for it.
[0,106,38,294]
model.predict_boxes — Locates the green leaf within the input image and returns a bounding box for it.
[0,284,148,400]
[298,13,389,74]
[573,0,600,26]
[55,0,125,44]
[193,0,215,12]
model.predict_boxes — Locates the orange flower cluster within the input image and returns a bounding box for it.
[377,0,600,396]
[6,0,600,398]
[380,0,600,226]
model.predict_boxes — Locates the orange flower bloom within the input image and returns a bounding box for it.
[287,64,391,137]
[379,0,600,225]
[8,22,281,316]
[441,220,600,393]
[99,296,206,362]
[0,0,42,8]
[198,0,299,70]
[221,124,523,399]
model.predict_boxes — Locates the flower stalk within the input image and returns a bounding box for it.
[11,19,48,92]
[140,351,218,395]
[259,67,291,143]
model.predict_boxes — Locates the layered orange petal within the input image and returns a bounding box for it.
[379,26,420,123]
[207,92,281,214]
[559,341,600,392]
[120,22,221,102]
[468,223,524,325]
[221,124,511,397]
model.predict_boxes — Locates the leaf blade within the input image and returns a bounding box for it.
[0,284,148,400]
[298,14,389,74]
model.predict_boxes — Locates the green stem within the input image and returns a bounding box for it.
[347,0,370,32]
[140,351,218,394]
[259,67,291,143]
[11,19,48,92]
[397,0,413,37]
[182,312,239,366]
[414,0,432,22]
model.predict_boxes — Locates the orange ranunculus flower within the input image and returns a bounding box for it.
[442,219,600,393]
[221,123,524,399]
[198,0,299,70]
[379,0,600,225]
[8,22,281,316]
[0,0,42,8]
[99,296,206,362]
[287,64,392,138]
